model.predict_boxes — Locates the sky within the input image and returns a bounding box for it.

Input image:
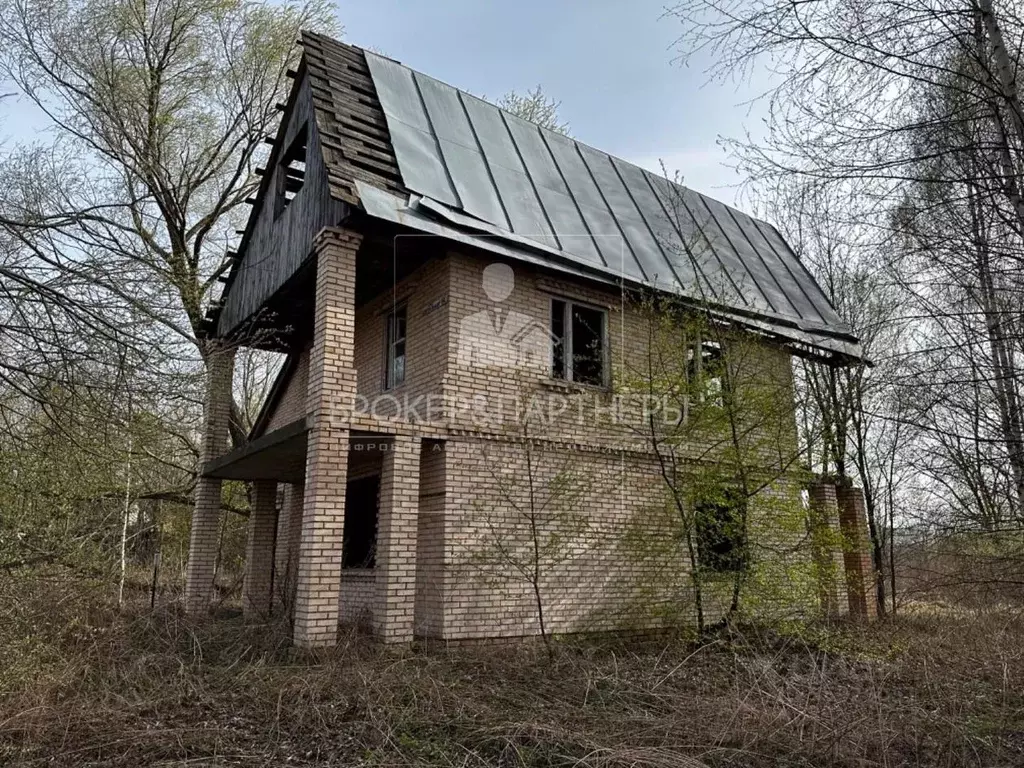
[339,0,767,205]
[0,0,770,210]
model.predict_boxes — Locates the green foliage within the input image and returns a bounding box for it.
[616,296,816,630]
[0,388,185,570]
[693,487,749,575]
[464,442,594,596]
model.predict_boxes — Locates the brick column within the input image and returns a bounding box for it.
[273,483,304,615]
[293,228,361,648]
[184,342,236,612]
[836,485,878,621]
[242,480,278,620]
[374,436,422,643]
[807,481,843,618]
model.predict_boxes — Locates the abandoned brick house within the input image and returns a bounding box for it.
[186,31,874,649]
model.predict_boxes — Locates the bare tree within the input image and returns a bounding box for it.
[669,0,1024,542]
[0,0,334,447]
[762,178,912,615]
[498,85,572,136]
[464,373,594,653]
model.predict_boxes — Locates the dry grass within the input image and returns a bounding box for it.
[2,572,1024,767]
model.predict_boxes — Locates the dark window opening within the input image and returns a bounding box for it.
[385,306,407,389]
[342,474,380,569]
[550,298,606,386]
[274,122,307,219]
[695,490,749,574]
[686,338,724,406]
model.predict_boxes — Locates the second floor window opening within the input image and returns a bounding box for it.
[550,298,607,387]
[385,306,407,390]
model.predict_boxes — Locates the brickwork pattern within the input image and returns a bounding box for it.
[266,346,311,433]
[243,480,278,620]
[836,485,878,621]
[184,343,236,612]
[440,252,798,463]
[374,435,423,642]
[807,481,845,617]
[353,256,451,414]
[293,227,361,648]
[415,441,447,638]
[340,571,376,627]
[247,242,841,643]
[437,439,818,640]
[336,444,385,628]
[423,252,811,639]
[440,440,687,639]
[273,483,304,614]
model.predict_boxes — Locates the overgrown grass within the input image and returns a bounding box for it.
[2,571,1023,766]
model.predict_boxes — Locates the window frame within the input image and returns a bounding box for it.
[549,297,609,387]
[383,304,407,391]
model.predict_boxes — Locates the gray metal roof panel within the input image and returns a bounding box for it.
[489,163,560,250]
[610,158,703,291]
[699,193,791,315]
[360,48,856,345]
[534,185,605,265]
[459,95,524,172]
[506,119,570,197]
[386,118,460,208]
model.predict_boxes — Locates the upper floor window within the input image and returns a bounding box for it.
[687,338,724,407]
[274,121,307,219]
[550,298,607,386]
[384,306,407,390]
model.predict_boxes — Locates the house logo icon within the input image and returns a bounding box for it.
[455,263,555,370]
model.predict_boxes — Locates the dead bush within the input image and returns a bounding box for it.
[1,572,1023,767]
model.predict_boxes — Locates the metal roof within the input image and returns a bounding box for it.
[358,49,856,350]
[221,33,862,361]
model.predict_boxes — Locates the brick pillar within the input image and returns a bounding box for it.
[242,480,278,620]
[273,483,304,615]
[807,481,843,618]
[836,485,878,621]
[184,342,236,612]
[293,228,361,649]
[374,436,422,643]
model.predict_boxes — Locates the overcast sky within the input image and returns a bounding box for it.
[0,0,769,210]
[340,0,767,205]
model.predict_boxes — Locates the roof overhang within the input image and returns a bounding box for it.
[355,181,863,365]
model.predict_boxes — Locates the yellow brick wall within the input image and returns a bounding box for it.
[399,251,810,639]
[284,243,812,642]
[339,571,376,627]
[353,257,451,415]
[292,228,361,649]
[440,441,686,638]
[439,251,799,461]
[265,346,311,433]
[415,441,447,637]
